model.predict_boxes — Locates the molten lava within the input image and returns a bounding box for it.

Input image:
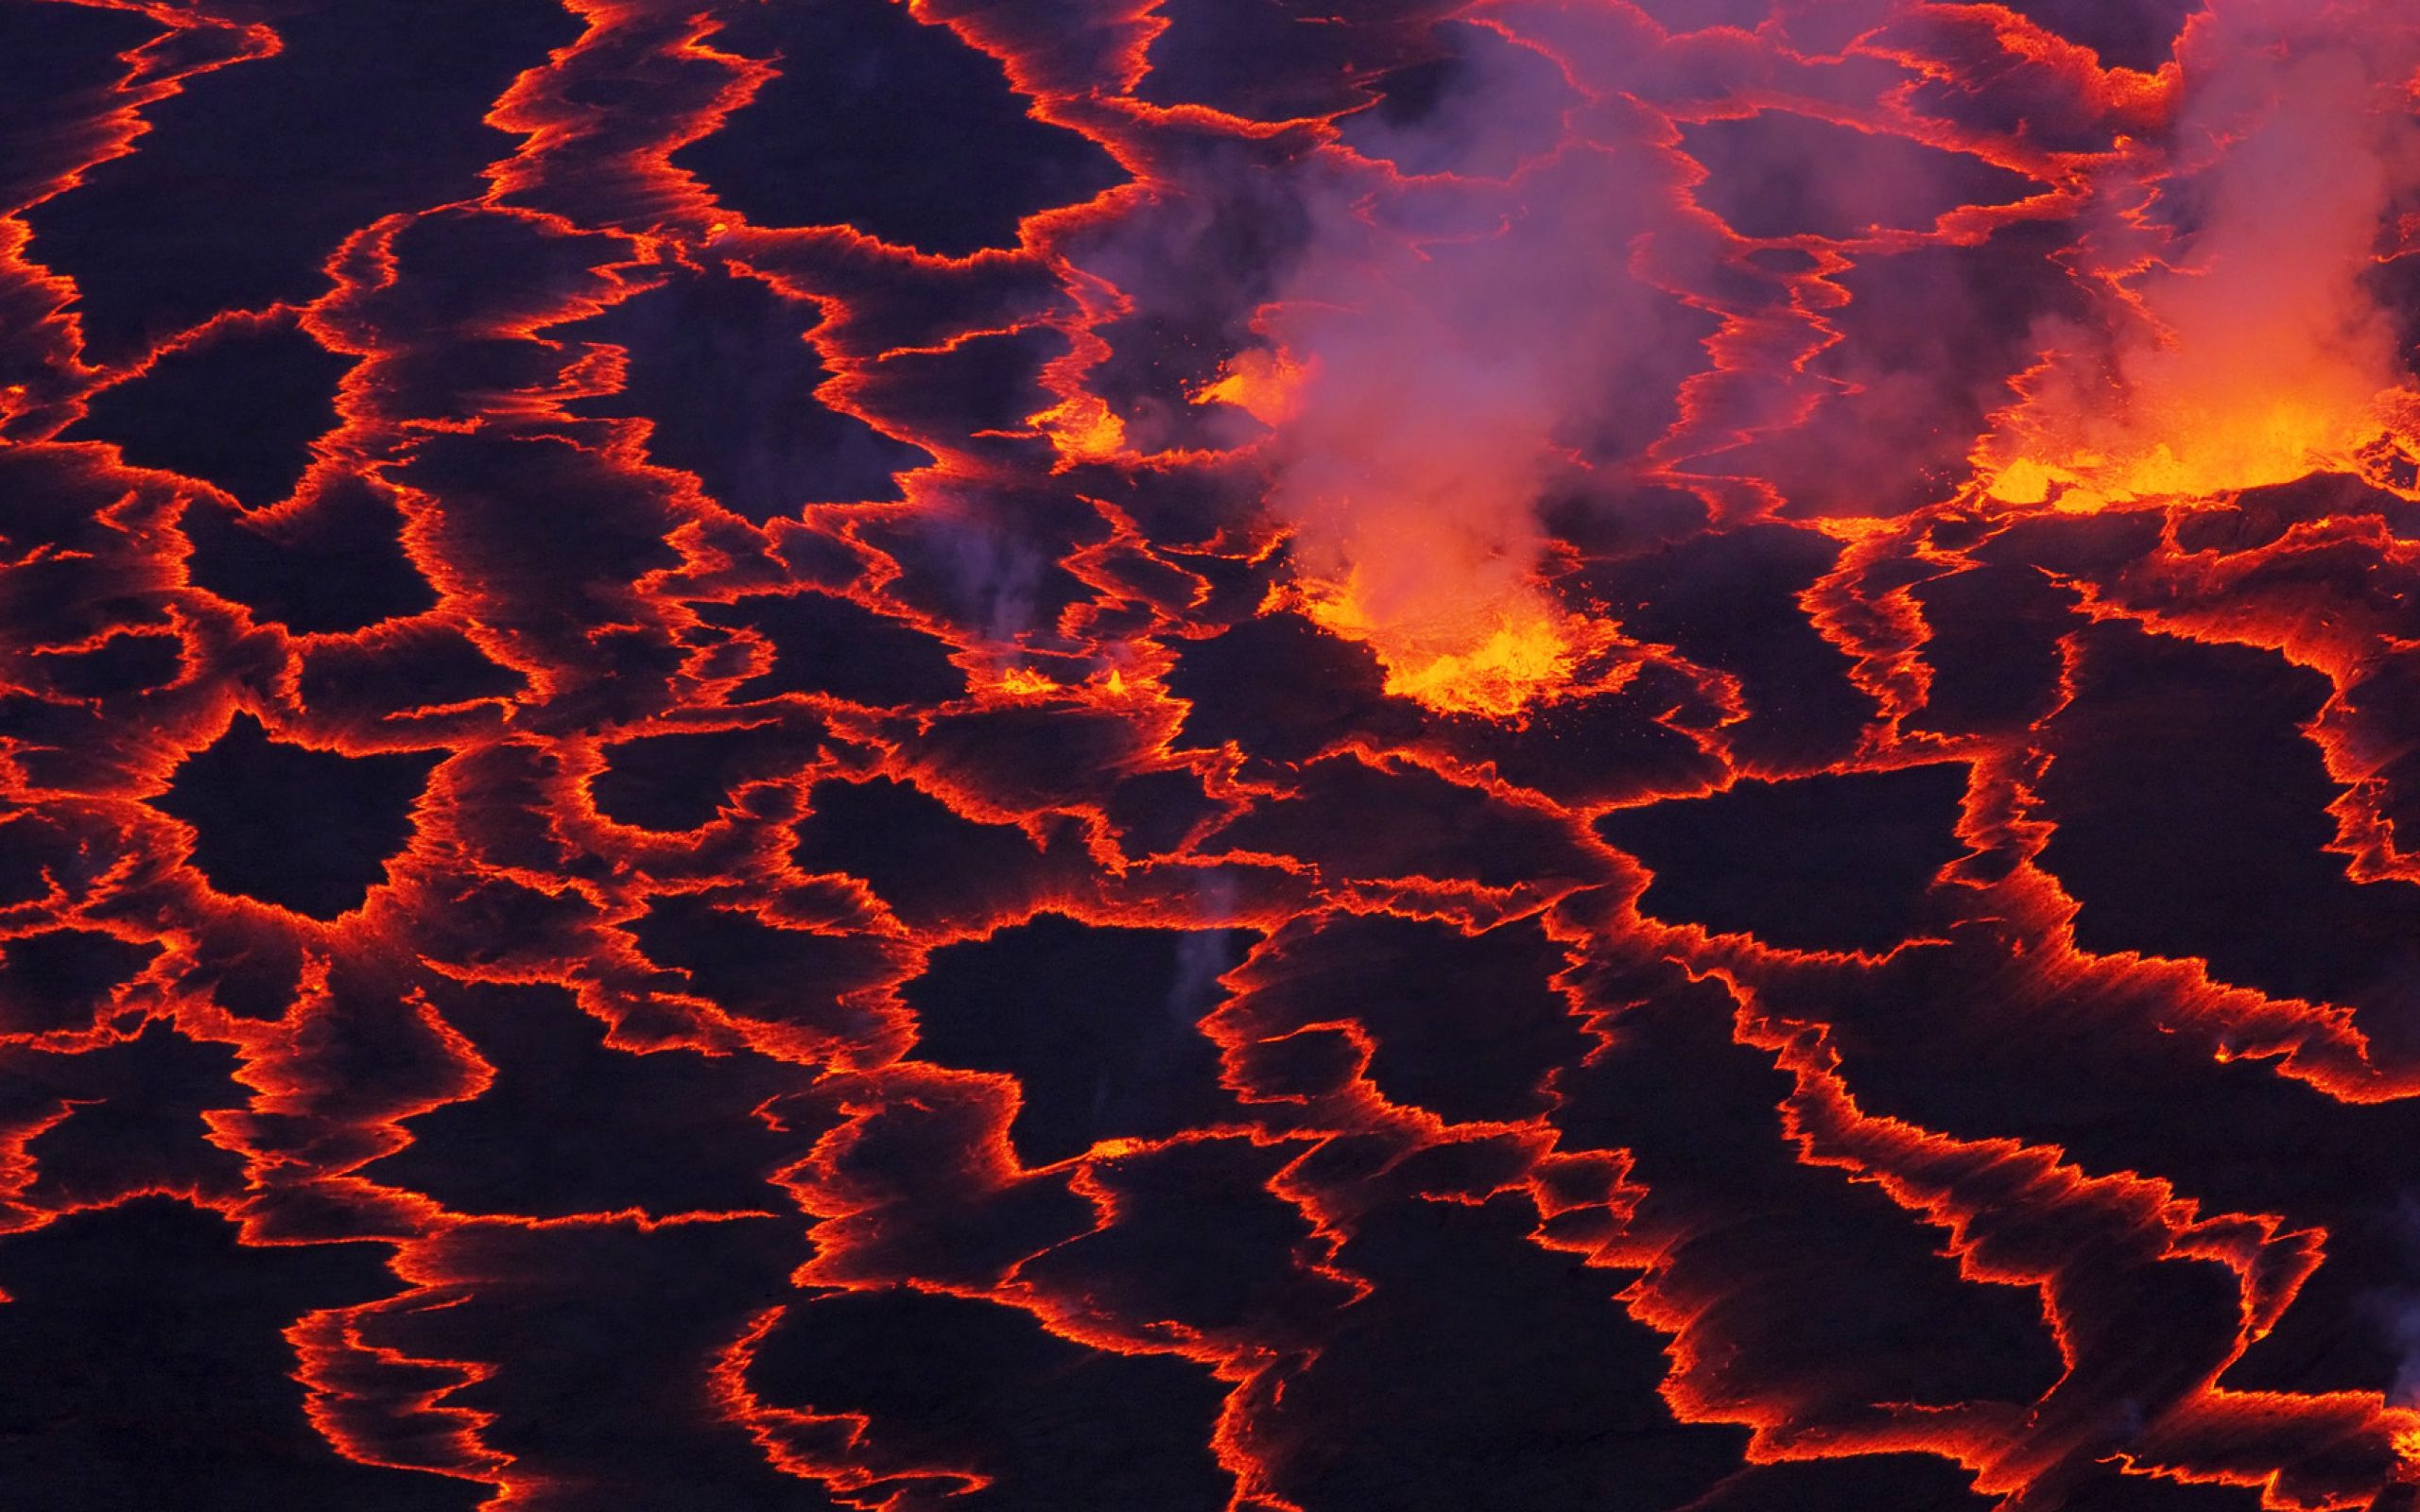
[1193,347,1312,429]
[1977,349,2418,512]
[1978,15,2420,513]
[1288,569,1606,719]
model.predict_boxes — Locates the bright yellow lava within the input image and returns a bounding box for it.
[1192,348,1313,427]
[1293,574,1607,719]
[2393,1420,2420,1466]
[1030,394,1127,465]
[1979,388,2416,512]
[993,665,1060,696]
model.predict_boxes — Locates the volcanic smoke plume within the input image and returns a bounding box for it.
[20,0,2420,1509]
